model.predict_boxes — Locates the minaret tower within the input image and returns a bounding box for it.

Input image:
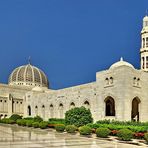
[140,15,148,71]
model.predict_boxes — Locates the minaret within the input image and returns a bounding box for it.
[140,15,148,71]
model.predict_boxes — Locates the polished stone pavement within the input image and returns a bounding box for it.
[0,124,146,148]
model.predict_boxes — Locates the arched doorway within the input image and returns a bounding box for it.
[131,97,140,121]
[28,105,31,116]
[105,97,115,116]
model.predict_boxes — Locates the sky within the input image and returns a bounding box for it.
[0,0,147,89]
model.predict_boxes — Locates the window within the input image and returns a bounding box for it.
[105,97,115,116]
[143,38,145,48]
[146,37,148,47]
[110,77,113,84]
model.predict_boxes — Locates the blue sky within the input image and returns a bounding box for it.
[0,0,147,89]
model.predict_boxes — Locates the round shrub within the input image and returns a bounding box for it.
[79,125,92,135]
[9,114,22,121]
[65,106,93,127]
[39,121,48,129]
[55,124,65,132]
[32,122,39,128]
[96,127,111,138]
[33,116,43,123]
[26,120,33,127]
[65,125,77,133]
[117,129,133,141]
[144,133,148,143]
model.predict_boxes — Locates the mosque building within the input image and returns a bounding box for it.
[0,16,148,122]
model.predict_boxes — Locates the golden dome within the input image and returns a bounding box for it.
[8,64,49,88]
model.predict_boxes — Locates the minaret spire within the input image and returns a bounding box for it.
[140,15,148,71]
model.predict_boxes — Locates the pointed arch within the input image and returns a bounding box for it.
[42,105,45,118]
[59,103,64,118]
[28,105,31,116]
[104,97,115,116]
[131,97,141,121]
[49,104,54,118]
[84,100,90,109]
[70,102,75,109]
[35,105,38,116]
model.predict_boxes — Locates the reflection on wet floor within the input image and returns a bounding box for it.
[0,124,143,148]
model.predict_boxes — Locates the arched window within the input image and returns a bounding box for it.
[42,105,45,118]
[84,101,90,109]
[131,97,140,121]
[105,97,115,116]
[59,103,64,118]
[110,77,113,84]
[133,77,136,85]
[105,78,109,85]
[35,106,38,116]
[143,38,145,48]
[28,105,31,116]
[70,102,75,109]
[137,78,140,86]
[49,104,54,118]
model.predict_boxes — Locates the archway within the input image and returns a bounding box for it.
[131,97,140,121]
[84,101,90,109]
[105,97,115,116]
[49,104,54,118]
[28,105,31,116]
[35,106,38,116]
[42,105,45,118]
[70,102,75,109]
[59,103,64,118]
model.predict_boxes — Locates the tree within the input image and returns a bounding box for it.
[65,106,93,127]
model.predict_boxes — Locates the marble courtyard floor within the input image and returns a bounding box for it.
[0,124,147,148]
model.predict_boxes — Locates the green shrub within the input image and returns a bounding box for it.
[32,122,39,128]
[26,120,33,127]
[96,127,111,138]
[48,118,65,124]
[18,119,27,126]
[39,121,48,129]
[79,125,92,135]
[16,119,22,125]
[144,133,148,143]
[33,116,43,123]
[55,124,65,132]
[9,114,22,121]
[65,125,77,133]
[23,117,34,120]
[65,107,93,127]
[117,129,133,141]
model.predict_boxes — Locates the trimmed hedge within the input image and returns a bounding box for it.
[32,122,39,128]
[79,125,92,135]
[65,125,77,133]
[39,121,48,129]
[117,129,133,141]
[96,128,111,138]
[55,124,65,132]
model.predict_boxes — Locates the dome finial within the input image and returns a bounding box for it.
[28,56,31,65]
[120,57,123,61]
